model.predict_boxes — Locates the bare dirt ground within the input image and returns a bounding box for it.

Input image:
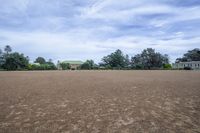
[0,71,200,133]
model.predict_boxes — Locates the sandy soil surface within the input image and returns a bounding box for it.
[0,70,200,133]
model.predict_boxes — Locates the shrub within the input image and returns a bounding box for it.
[163,64,172,70]
[29,64,57,70]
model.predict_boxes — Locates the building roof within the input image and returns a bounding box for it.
[62,60,83,65]
[174,61,200,64]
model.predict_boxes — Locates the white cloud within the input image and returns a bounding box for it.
[81,2,174,21]
[0,0,200,63]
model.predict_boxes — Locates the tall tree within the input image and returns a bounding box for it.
[101,49,127,69]
[34,57,46,64]
[86,60,95,69]
[3,52,29,70]
[176,48,200,62]
[4,45,12,54]
[131,48,169,69]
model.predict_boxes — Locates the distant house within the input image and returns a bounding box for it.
[57,60,83,70]
[172,61,200,70]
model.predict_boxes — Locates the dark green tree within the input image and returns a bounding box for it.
[80,62,91,70]
[34,57,46,64]
[176,48,200,62]
[101,49,127,69]
[86,60,95,69]
[80,60,97,70]
[131,48,169,69]
[3,52,29,70]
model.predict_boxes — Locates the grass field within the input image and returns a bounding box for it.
[0,71,200,133]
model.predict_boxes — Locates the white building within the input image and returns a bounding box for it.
[172,61,200,70]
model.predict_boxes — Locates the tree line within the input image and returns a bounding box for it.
[0,45,56,70]
[0,45,199,71]
[100,48,170,70]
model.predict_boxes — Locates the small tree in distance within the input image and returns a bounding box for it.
[34,57,46,64]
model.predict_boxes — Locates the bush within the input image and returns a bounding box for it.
[28,64,57,70]
[163,64,172,70]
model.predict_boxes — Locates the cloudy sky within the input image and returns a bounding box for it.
[0,0,200,63]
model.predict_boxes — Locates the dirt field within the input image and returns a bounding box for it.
[0,71,200,133]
